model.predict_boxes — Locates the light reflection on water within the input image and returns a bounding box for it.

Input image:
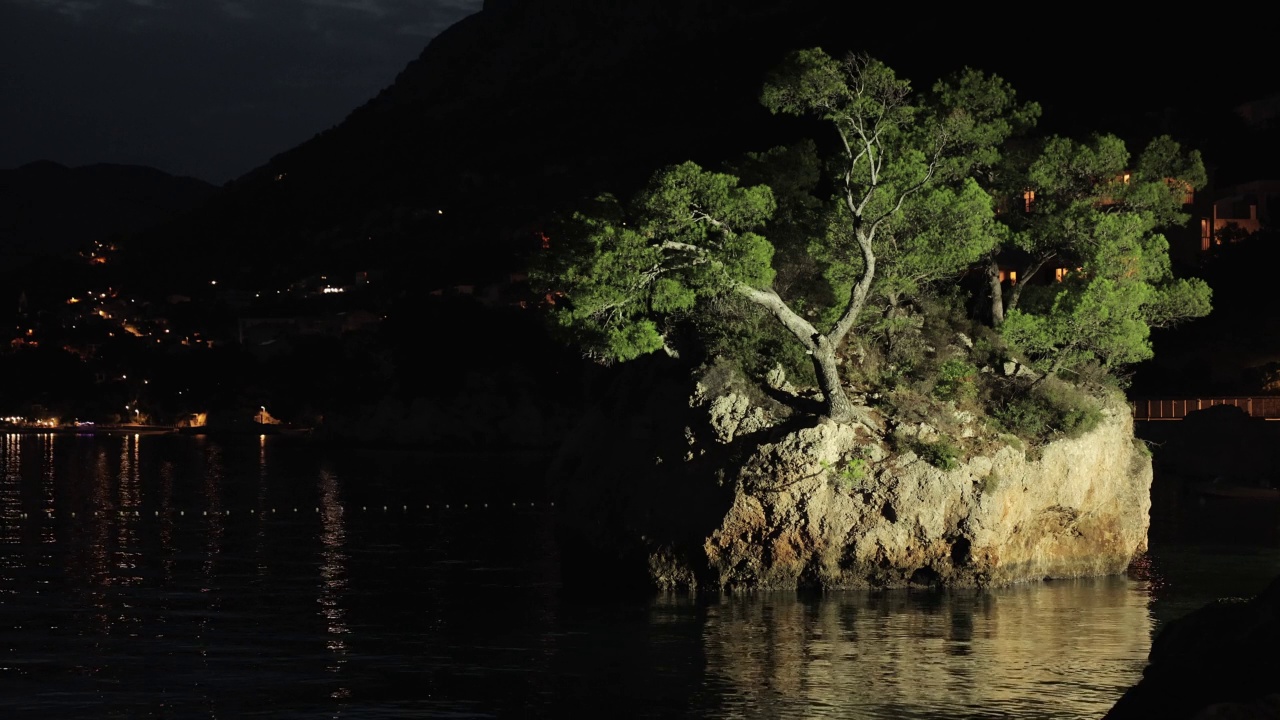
[318,464,350,699]
[692,579,1151,719]
[0,433,1276,719]
[0,435,22,590]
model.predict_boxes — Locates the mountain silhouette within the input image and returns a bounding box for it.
[0,160,214,258]
[118,0,1278,299]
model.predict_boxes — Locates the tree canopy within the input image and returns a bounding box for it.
[532,47,1211,423]
[996,134,1212,375]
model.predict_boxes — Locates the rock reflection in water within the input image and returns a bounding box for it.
[684,579,1152,718]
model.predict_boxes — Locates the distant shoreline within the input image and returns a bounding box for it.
[2,425,312,437]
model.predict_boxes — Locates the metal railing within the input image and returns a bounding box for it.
[1132,396,1280,420]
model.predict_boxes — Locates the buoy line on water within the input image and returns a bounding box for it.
[9,501,557,521]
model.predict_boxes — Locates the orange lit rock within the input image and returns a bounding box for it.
[552,357,1151,591]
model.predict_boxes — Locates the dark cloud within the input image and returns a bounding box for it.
[0,0,482,183]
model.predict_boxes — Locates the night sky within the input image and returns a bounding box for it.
[3,1,1279,187]
[0,0,483,184]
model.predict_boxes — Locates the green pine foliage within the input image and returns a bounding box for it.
[536,165,776,363]
[934,359,979,402]
[532,46,1212,438]
[992,133,1212,376]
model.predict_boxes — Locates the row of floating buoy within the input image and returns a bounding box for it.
[11,502,556,520]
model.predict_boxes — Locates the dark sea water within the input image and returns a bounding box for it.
[1,432,1278,719]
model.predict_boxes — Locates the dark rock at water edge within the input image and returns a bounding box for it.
[1105,575,1280,719]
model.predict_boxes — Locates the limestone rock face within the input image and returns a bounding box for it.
[551,358,1152,591]
[704,404,1150,590]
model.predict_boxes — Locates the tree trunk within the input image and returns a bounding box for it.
[882,291,903,349]
[1007,276,1028,314]
[1007,255,1050,314]
[987,258,1005,327]
[811,336,855,423]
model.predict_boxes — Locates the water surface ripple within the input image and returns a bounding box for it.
[1,433,1277,718]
